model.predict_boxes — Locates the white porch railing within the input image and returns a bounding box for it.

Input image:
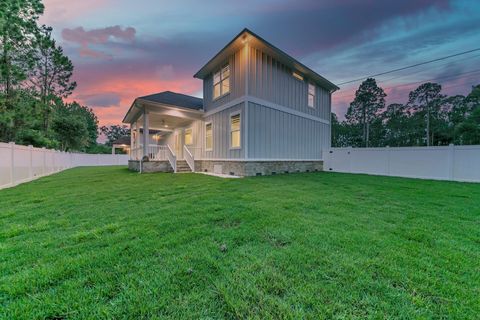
[184,145,195,172]
[145,145,168,161]
[167,144,177,172]
[130,146,142,160]
[130,145,169,161]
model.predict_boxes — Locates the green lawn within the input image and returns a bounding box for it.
[1,167,479,319]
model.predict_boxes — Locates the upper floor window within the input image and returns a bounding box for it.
[205,122,213,151]
[308,83,315,108]
[213,65,230,99]
[185,128,193,145]
[230,113,241,149]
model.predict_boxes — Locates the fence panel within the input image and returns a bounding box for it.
[326,145,480,182]
[0,142,129,190]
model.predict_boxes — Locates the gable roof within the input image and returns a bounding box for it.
[138,91,203,110]
[193,28,339,92]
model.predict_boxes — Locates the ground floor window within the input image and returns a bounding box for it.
[205,122,213,151]
[230,113,241,148]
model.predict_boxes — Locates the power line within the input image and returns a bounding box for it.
[360,53,480,87]
[336,48,480,86]
[333,68,480,100]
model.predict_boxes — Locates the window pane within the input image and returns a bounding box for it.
[222,79,230,95]
[205,123,212,150]
[231,114,240,131]
[222,65,230,79]
[308,94,314,107]
[231,131,240,148]
[213,83,220,98]
[213,71,220,84]
[309,83,315,94]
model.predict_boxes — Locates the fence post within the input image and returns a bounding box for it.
[348,146,353,173]
[448,143,455,181]
[9,142,15,186]
[42,147,46,175]
[28,145,33,179]
[386,146,391,176]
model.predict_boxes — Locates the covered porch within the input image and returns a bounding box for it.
[122,91,204,173]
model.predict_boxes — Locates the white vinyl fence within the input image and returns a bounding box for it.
[0,142,129,190]
[325,144,480,183]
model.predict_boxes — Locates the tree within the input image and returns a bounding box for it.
[407,82,445,146]
[51,101,89,151]
[100,125,130,146]
[0,0,44,101]
[345,78,386,147]
[29,25,76,132]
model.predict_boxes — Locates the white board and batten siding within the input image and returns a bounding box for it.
[198,43,333,161]
[247,102,328,159]
[325,145,480,183]
[0,142,128,190]
[247,45,332,122]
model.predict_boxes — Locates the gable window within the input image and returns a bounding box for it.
[185,128,193,145]
[213,65,230,99]
[205,122,213,151]
[292,71,304,81]
[230,113,241,148]
[308,83,315,108]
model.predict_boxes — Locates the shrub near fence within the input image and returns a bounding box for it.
[0,142,129,190]
[325,144,480,183]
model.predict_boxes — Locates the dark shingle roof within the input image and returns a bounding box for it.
[112,135,131,145]
[138,91,203,110]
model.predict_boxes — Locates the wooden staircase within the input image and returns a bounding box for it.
[176,160,192,173]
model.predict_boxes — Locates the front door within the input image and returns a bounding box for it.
[175,131,183,159]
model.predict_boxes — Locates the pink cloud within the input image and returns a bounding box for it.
[62,26,136,58]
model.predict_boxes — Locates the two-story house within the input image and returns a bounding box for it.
[123,28,339,176]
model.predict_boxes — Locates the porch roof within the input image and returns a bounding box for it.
[140,91,203,110]
[122,91,204,124]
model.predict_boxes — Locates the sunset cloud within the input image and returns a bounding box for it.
[62,26,136,58]
[39,0,480,126]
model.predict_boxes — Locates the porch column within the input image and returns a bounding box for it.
[143,108,149,157]
[130,123,134,148]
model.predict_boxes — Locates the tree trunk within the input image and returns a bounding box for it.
[366,121,370,147]
[2,33,11,105]
[425,98,430,147]
[362,107,367,147]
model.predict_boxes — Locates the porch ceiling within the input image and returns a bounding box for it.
[123,98,204,124]
[139,113,193,131]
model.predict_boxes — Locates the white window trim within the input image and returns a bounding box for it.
[213,64,230,101]
[229,111,241,150]
[205,121,213,151]
[308,83,316,108]
[184,127,193,146]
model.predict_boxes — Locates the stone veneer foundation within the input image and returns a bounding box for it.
[129,160,323,176]
[128,160,173,173]
[195,160,323,176]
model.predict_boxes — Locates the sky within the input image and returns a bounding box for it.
[40,0,480,126]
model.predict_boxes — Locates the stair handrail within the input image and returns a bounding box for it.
[183,145,195,172]
[166,144,176,173]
